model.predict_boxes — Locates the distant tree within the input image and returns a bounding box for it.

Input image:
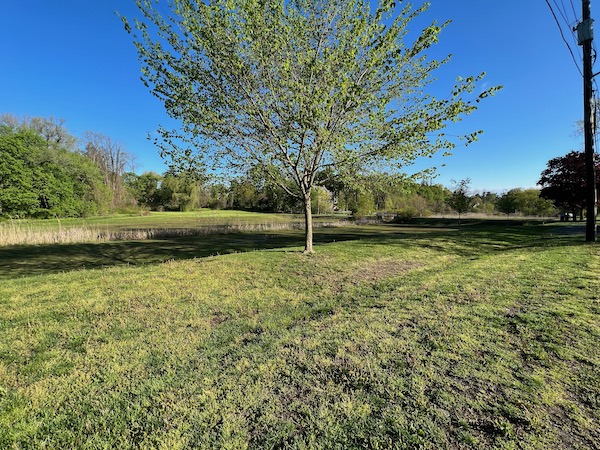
[470,194,483,211]
[416,183,451,214]
[207,183,229,210]
[496,190,519,218]
[311,186,333,215]
[325,172,450,218]
[124,171,163,208]
[482,191,498,204]
[447,179,472,224]
[537,151,600,221]
[472,192,499,215]
[393,194,430,221]
[0,127,41,217]
[0,125,109,218]
[354,191,377,219]
[225,168,301,212]
[315,168,346,210]
[29,116,78,151]
[476,191,497,215]
[0,114,20,129]
[83,131,135,208]
[228,178,259,211]
[124,0,500,252]
[157,171,206,211]
[511,188,556,217]
[0,114,77,151]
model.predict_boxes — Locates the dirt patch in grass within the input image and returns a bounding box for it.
[322,258,423,296]
[350,259,422,284]
[279,254,422,297]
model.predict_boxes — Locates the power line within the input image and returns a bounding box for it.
[553,0,572,25]
[556,0,583,53]
[568,0,579,21]
[552,0,581,43]
[545,0,583,75]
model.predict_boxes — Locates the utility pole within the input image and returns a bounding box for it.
[577,0,597,242]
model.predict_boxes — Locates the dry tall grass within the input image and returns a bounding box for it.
[0,221,348,246]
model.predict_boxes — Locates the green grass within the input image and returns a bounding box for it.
[0,217,598,449]
[1,210,292,228]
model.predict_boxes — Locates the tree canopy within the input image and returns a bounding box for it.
[538,150,600,220]
[0,125,110,218]
[125,0,500,252]
[495,189,518,218]
[83,132,135,208]
[446,178,472,222]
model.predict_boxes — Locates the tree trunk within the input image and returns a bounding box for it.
[303,194,314,253]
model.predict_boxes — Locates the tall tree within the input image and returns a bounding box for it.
[446,179,472,225]
[158,171,206,211]
[0,125,110,218]
[496,189,519,219]
[0,114,77,151]
[511,188,555,217]
[29,116,78,151]
[124,171,163,208]
[0,126,40,217]
[124,0,500,252]
[83,131,135,208]
[538,151,600,221]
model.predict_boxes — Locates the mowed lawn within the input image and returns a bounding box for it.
[0,216,598,449]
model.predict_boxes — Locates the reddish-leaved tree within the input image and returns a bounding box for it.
[537,150,600,221]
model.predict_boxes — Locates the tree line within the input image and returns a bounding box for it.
[0,114,134,218]
[123,152,599,221]
[123,169,562,220]
[1,113,595,221]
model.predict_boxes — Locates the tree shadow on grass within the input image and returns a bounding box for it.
[0,222,582,279]
[414,224,586,260]
[0,232,286,279]
[0,226,420,279]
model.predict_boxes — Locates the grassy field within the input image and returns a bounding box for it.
[0,213,598,449]
[0,210,304,231]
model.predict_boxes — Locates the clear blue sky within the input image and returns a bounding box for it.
[0,1,590,192]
